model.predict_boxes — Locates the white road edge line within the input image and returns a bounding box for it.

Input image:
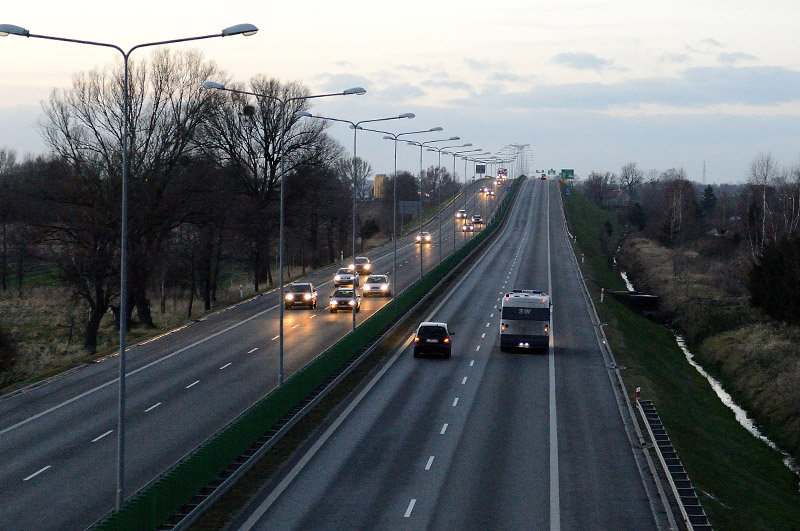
[425,456,435,470]
[547,181,561,530]
[145,402,161,413]
[23,465,51,481]
[91,430,113,443]
[404,499,417,517]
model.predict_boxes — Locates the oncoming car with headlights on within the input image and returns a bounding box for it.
[334,267,359,287]
[416,232,432,244]
[329,287,361,313]
[349,256,372,275]
[284,282,317,310]
[363,274,391,297]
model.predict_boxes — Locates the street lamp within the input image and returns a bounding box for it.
[357,126,443,287]
[0,21,258,510]
[443,147,482,249]
[297,110,414,331]
[201,81,364,386]
[427,143,471,263]
[405,136,459,277]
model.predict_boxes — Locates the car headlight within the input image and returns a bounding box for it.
[364,264,370,270]
[416,235,421,241]
[381,284,389,291]
[285,293,294,301]
[334,275,341,281]
[425,236,431,241]
[331,300,338,306]
[348,300,356,306]
[304,293,312,300]
[348,263,355,270]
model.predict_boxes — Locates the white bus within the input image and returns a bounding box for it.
[500,289,551,351]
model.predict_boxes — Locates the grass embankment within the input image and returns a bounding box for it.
[564,187,800,530]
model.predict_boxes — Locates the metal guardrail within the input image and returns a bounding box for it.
[637,399,712,530]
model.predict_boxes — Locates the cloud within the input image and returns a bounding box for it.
[464,58,509,72]
[313,72,373,93]
[718,52,758,65]
[375,82,426,102]
[551,52,613,72]
[660,53,692,64]
[490,71,525,83]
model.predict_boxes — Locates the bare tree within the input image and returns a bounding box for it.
[620,161,644,200]
[747,152,782,255]
[40,48,225,329]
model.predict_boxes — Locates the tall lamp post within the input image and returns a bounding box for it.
[357,126,443,287]
[405,137,459,277]
[201,81,365,386]
[427,143,471,263]
[445,148,483,249]
[0,21,259,510]
[297,111,415,331]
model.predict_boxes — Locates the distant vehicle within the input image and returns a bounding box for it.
[334,267,359,287]
[541,174,547,180]
[456,209,467,219]
[500,289,551,352]
[487,189,495,197]
[481,187,490,194]
[284,282,317,310]
[363,274,391,297]
[329,287,361,313]
[462,223,474,233]
[416,232,432,243]
[471,214,483,225]
[413,321,453,358]
[494,180,501,186]
[349,256,372,274]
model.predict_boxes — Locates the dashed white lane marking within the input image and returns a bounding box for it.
[292,324,300,329]
[247,347,258,353]
[145,402,161,413]
[404,499,416,517]
[485,322,490,327]
[271,335,279,341]
[91,430,113,443]
[23,465,50,481]
[425,456,435,470]
[186,380,199,389]
[490,313,494,318]
[481,333,485,338]
[452,397,459,406]
[462,376,468,384]
[440,423,449,435]
[220,362,232,370]
[309,314,317,319]
[470,360,475,366]
[475,345,480,351]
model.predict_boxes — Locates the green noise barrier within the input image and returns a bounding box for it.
[95,177,523,529]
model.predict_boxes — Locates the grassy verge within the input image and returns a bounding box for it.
[564,187,800,529]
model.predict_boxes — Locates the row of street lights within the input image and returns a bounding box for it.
[1,21,512,512]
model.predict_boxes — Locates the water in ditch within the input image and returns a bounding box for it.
[618,268,799,477]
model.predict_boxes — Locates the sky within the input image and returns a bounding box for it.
[2,0,800,184]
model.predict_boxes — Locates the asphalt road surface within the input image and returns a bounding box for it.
[235,178,666,530]
[0,178,504,528]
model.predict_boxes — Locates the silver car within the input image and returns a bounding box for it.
[334,267,359,287]
[363,274,391,297]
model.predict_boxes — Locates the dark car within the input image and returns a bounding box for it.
[416,232,432,244]
[349,256,372,275]
[284,282,317,309]
[471,214,483,225]
[329,288,361,313]
[413,321,453,358]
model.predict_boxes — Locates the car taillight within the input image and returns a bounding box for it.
[544,327,548,333]
[443,337,450,343]
[414,336,420,343]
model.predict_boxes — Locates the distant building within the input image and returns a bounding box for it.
[373,174,388,200]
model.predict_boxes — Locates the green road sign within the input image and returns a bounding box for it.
[560,169,574,179]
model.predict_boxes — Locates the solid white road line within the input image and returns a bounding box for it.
[23,466,51,481]
[219,363,232,370]
[186,380,200,389]
[440,423,448,435]
[247,348,258,353]
[546,181,561,530]
[145,402,161,413]
[425,456,435,470]
[91,430,113,443]
[404,499,416,517]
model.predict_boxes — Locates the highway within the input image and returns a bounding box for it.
[0,177,504,528]
[235,178,667,530]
